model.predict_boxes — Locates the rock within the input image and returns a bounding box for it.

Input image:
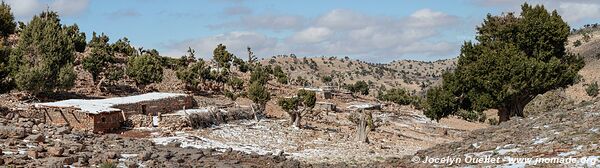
[0,126,26,139]
[28,150,38,159]
[48,147,64,157]
[189,153,204,160]
[25,134,45,143]
[56,126,71,135]
[125,161,138,168]
[104,152,118,159]
[139,151,151,161]
[166,141,181,147]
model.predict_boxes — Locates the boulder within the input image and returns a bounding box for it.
[27,150,38,159]
[56,126,71,135]
[48,147,64,157]
[0,126,26,139]
[25,134,45,143]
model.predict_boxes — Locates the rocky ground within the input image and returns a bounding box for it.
[387,99,600,167]
[150,108,483,165]
[0,110,310,168]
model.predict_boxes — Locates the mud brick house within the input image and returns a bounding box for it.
[34,92,194,133]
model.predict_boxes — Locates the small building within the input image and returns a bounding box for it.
[34,92,194,133]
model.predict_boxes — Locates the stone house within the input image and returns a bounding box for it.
[34,92,194,133]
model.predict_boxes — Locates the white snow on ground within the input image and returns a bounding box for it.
[152,132,275,155]
[34,92,187,114]
[531,137,548,145]
[150,118,429,163]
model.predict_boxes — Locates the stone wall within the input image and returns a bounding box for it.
[91,112,124,133]
[42,108,94,131]
[113,95,194,116]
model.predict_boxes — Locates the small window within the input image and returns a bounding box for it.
[101,117,107,123]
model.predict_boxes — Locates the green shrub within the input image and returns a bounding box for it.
[586,82,599,97]
[126,53,163,86]
[111,37,136,56]
[98,162,117,168]
[573,40,582,47]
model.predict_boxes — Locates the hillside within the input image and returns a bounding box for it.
[259,56,455,95]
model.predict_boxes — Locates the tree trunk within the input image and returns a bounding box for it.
[293,113,301,128]
[289,112,296,125]
[355,112,369,143]
[498,101,527,122]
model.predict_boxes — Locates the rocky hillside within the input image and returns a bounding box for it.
[259,56,455,94]
[390,97,600,167]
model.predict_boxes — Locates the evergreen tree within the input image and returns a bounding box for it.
[176,59,210,91]
[111,37,136,56]
[126,51,163,87]
[9,11,76,95]
[83,32,114,83]
[278,89,316,128]
[425,3,584,122]
[64,24,86,52]
[0,2,15,37]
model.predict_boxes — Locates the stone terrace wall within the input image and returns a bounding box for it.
[113,95,194,116]
[91,112,124,133]
[42,108,94,131]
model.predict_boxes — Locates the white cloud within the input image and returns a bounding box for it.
[209,14,306,30]
[5,0,89,20]
[559,2,600,23]
[169,8,461,62]
[315,9,373,30]
[4,0,43,19]
[289,27,332,43]
[406,9,458,28]
[50,0,89,16]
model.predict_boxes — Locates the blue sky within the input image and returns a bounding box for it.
[5,0,600,62]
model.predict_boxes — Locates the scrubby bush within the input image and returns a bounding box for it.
[111,37,136,56]
[586,82,599,97]
[573,40,582,47]
[9,11,76,95]
[345,80,369,95]
[126,52,163,87]
[176,59,209,91]
[377,88,414,105]
[273,65,288,84]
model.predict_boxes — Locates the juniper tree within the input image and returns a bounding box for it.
[111,37,136,56]
[9,11,76,95]
[278,89,316,128]
[64,24,86,52]
[425,3,584,122]
[83,32,114,83]
[126,51,164,88]
[247,65,271,120]
[176,59,210,92]
[0,2,15,38]
[0,2,14,91]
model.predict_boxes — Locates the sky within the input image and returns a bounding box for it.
[4,0,600,63]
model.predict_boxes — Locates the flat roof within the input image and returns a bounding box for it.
[35,92,188,114]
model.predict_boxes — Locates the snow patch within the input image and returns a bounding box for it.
[35,92,187,114]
